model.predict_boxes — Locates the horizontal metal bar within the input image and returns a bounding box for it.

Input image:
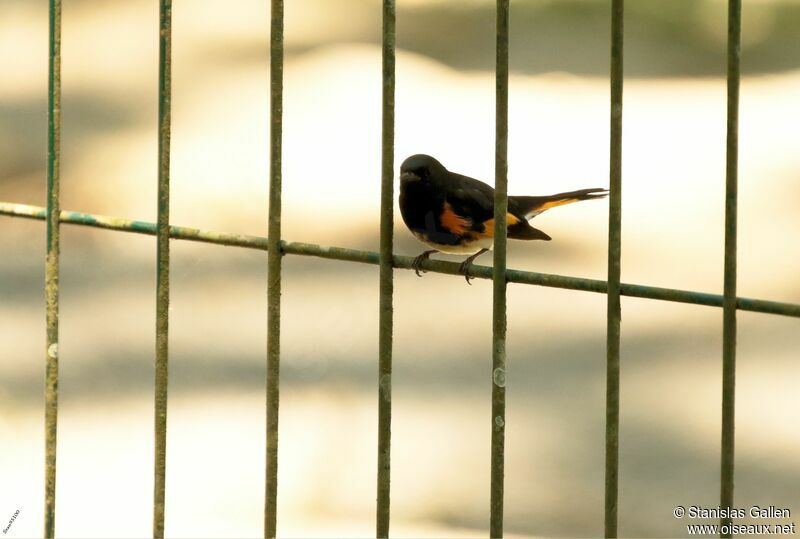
[2,201,799,319]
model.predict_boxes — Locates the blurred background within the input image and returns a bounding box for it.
[1,0,799,537]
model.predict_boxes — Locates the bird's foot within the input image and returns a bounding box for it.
[459,259,475,285]
[412,250,437,277]
[458,248,489,285]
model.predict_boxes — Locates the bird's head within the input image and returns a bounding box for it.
[399,154,445,185]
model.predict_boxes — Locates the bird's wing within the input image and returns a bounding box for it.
[445,173,532,239]
[444,172,496,224]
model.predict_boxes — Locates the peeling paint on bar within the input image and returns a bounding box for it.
[492,367,506,388]
[379,374,392,403]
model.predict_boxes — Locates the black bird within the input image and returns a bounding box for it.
[398,154,607,283]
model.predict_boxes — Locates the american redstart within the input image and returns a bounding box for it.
[399,154,607,283]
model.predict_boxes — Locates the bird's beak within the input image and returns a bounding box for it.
[400,171,420,183]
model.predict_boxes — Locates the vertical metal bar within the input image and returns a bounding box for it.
[153,0,172,537]
[44,1,62,537]
[720,0,741,536]
[490,1,509,537]
[376,0,396,537]
[264,0,284,537]
[605,0,624,537]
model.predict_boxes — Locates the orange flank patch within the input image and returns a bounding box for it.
[478,213,520,238]
[441,202,472,235]
[537,198,578,212]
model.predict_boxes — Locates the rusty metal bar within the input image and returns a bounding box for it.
[264,0,284,537]
[153,0,172,536]
[605,0,624,536]
[720,0,741,535]
[376,0,396,537]
[44,0,62,536]
[490,0,510,536]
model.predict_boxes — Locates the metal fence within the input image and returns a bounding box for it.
[1,0,799,538]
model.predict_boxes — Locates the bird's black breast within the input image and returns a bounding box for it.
[399,180,463,246]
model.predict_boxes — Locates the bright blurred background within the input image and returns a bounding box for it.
[1,0,799,537]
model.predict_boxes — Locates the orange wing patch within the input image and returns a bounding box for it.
[441,202,472,235]
[477,213,520,238]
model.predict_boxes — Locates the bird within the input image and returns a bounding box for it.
[398,154,608,283]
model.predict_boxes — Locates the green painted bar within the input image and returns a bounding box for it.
[376,0,395,537]
[265,0,284,537]
[605,0,624,536]
[720,0,741,535]
[3,202,800,320]
[44,1,61,536]
[490,1,509,537]
[153,1,172,537]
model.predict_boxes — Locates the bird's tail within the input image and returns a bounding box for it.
[511,188,608,219]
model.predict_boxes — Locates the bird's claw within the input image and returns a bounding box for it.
[457,248,488,285]
[411,250,435,277]
[459,260,474,285]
